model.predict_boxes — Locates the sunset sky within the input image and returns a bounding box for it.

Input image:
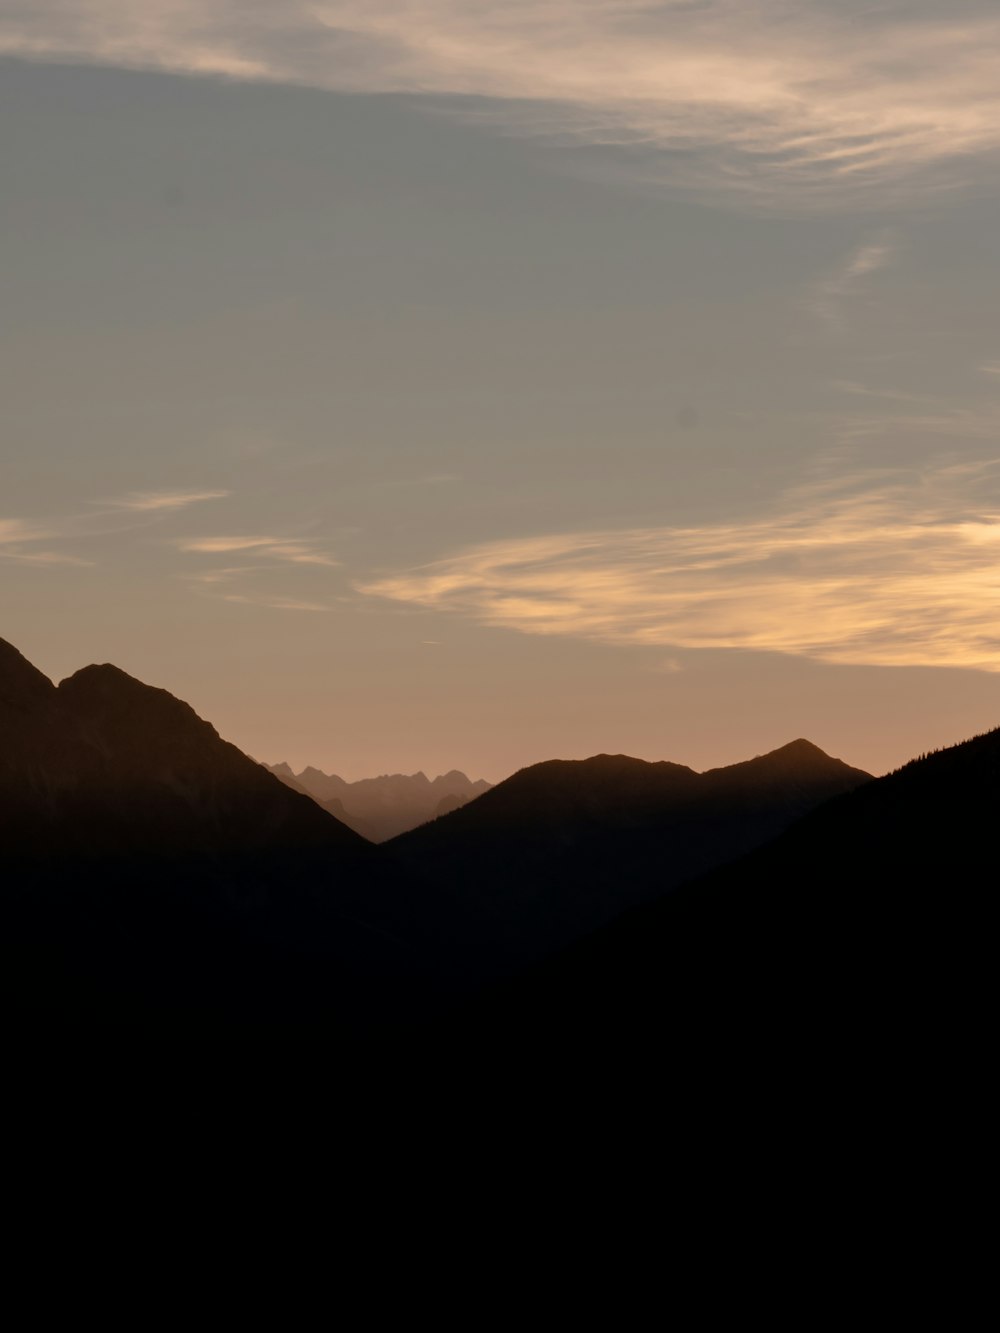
[4,1,1000,780]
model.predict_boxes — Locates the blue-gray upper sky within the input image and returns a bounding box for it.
[3,2,1000,779]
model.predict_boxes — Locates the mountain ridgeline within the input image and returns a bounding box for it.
[266,762,491,842]
[385,742,871,967]
[1,634,992,1073]
[0,638,460,1038]
[468,722,1000,1072]
[0,640,364,865]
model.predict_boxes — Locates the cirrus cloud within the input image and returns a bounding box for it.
[360,461,1000,672]
[177,535,339,565]
[4,2,1000,208]
[102,488,231,512]
[0,516,96,566]
[219,593,330,612]
[809,237,895,331]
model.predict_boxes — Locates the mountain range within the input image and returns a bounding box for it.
[265,762,491,842]
[0,638,362,864]
[385,742,871,968]
[467,722,998,1086]
[1,633,989,1082]
[0,637,457,1039]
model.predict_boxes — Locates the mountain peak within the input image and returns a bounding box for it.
[59,661,152,691]
[772,738,829,759]
[300,765,346,787]
[60,662,194,704]
[702,739,871,793]
[57,662,223,753]
[753,738,859,774]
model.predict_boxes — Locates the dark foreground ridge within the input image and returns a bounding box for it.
[0,638,464,1041]
[447,724,1000,1077]
[1,634,992,1098]
[385,740,871,967]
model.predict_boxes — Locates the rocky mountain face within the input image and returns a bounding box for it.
[266,763,492,842]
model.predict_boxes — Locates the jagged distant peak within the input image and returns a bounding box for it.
[267,762,494,841]
[299,764,346,781]
[280,762,488,791]
[431,769,479,788]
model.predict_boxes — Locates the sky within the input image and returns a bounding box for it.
[3,1,1000,781]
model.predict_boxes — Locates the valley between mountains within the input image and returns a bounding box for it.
[1,635,989,1072]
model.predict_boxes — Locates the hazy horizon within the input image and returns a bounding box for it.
[4,3,1000,784]
[3,631,978,784]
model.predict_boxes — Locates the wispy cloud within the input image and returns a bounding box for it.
[184,565,262,585]
[360,461,1000,672]
[0,516,95,566]
[0,519,48,544]
[383,473,462,488]
[103,488,231,511]
[1,486,234,567]
[0,547,94,567]
[178,536,339,565]
[809,237,894,330]
[177,532,341,612]
[220,593,330,613]
[837,403,1000,445]
[2,491,339,602]
[831,381,924,405]
[5,3,1000,208]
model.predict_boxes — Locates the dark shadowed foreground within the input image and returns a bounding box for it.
[385,740,870,968]
[0,637,466,1041]
[0,633,991,1127]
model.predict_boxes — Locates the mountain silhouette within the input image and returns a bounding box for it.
[265,761,313,798]
[1,640,368,867]
[267,763,491,842]
[20,630,970,1080]
[0,638,457,1040]
[0,638,81,843]
[58,663,368,859]
[459,725,1000,1078]
[385,742,871,969]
